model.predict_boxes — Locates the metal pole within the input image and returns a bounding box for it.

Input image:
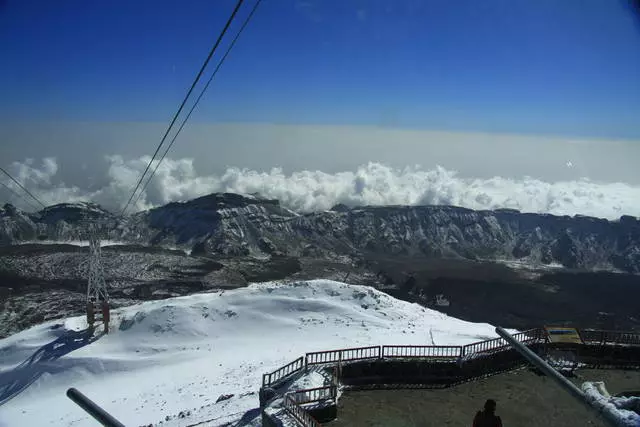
[495,327,625,427]
[66,388,126,427]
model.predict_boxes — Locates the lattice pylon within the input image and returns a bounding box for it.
[86,223,111,333]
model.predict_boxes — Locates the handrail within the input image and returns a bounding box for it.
[287,385,337,405]
[306,345,380,366]
[462,336,510,357]
[264,327,639,426]
[284,393,322,427]
[382,345,461,359]
[264,327,640,390]
[262,356,304,387]
[580,329,640,346]
[515,328,546,342]
[462,329,543,358]
[263,327,639,406]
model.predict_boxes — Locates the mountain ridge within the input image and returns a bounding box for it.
[2,193,640,272]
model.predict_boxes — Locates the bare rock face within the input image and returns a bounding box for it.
[2,193,640,338]
[2,193,640,273]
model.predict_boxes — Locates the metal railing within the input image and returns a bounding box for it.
[382,345,462,359]
[461,336,510,357]
[306,345,380,366]
[580,329,640,346]
[284,393,322,427]
[264,327,639,426]
[263,327,636,390]
[262,356,304,387]
[265,331,546,388]
[515,328,545,343]
[461,329,542,358]
[287,385,337,405]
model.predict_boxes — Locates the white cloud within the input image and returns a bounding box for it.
[1,156,639,220]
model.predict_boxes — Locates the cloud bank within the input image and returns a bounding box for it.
[1,156,639,220]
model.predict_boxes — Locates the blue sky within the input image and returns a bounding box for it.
[1,0,640,138]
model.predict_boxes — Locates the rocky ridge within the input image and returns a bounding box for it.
[2,193,639,273]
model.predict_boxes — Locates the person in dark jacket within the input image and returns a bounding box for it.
[473,399,502,427]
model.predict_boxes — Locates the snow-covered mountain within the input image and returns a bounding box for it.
[0,280,504,427]
[2,193,640,272]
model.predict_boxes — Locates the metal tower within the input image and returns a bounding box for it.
[86,223,111,333]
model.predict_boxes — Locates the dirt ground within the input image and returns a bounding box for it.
[330,368,640,427]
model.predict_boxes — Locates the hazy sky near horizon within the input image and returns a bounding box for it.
[1,0,640,217]
[2,121,640,185]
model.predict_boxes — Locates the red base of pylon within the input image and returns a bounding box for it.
[86,300,110,334]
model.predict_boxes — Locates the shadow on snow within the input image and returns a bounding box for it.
[0,326,100,406]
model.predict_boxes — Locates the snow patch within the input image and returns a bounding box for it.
[582,382,640,427]
[0,279,503,426]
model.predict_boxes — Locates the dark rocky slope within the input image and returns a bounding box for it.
[2,193,639,272]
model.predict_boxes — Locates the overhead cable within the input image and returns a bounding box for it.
[131,0,263,208]
[0,166,46,209]
[120,0,246,216]
[0,181,41,211]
